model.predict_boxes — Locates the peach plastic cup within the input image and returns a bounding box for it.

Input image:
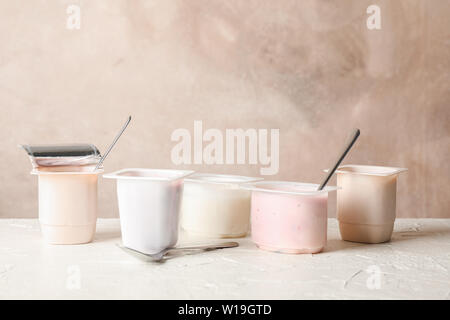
[241,181,338,254]
[31,166,103,244]
[333,165,407,244]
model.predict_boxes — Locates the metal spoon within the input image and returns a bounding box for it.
[318,128,360,190]
[94,116,132,171]
[118,242,239,262]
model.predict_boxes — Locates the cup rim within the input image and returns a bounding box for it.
[185,173,263,186]
[31,168,104,175]
[240,181,338,196]
[324,164,408,177]
[103,168,195,182]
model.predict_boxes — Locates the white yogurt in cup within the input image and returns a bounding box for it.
[332,165,407,244]
[32,166,103,244]
[180,173,263,238]
[242,181,338,254]
[104,168,194,254]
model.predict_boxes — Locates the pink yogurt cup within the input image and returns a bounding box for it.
[241,182,338,254]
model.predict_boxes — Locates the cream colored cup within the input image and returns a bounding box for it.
[32,166,103,244]
[180,173,263,238]
[333,165,407,243]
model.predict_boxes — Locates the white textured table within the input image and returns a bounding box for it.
[0,219,449,300]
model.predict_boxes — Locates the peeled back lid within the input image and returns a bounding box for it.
[21,144,100,157]
[20,144,101,168]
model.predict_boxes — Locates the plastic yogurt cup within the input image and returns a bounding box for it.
[241,181,338,254]
[330,165,407,244]
[104,168,194,254]
[32,166,103,244]
[180,173,263,238]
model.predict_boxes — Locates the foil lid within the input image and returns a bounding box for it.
[20,144,101,168]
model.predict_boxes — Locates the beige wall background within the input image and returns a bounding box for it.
[1,0,449,218]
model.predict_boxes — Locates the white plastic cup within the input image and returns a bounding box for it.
[180,173,263,238]
[31,167,102,244]
[333,165,407,243]
[104,168,194,254]
[241,181,338,254]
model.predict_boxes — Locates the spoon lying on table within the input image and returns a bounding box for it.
[117,241,239,262]
[317,128,360,190]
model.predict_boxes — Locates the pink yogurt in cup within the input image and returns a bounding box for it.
[242,182,338,254]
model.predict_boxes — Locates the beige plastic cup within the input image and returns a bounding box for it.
[333,165,407,243]
[31,166,103,244]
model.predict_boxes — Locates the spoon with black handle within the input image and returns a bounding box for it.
[317,128,360,191]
